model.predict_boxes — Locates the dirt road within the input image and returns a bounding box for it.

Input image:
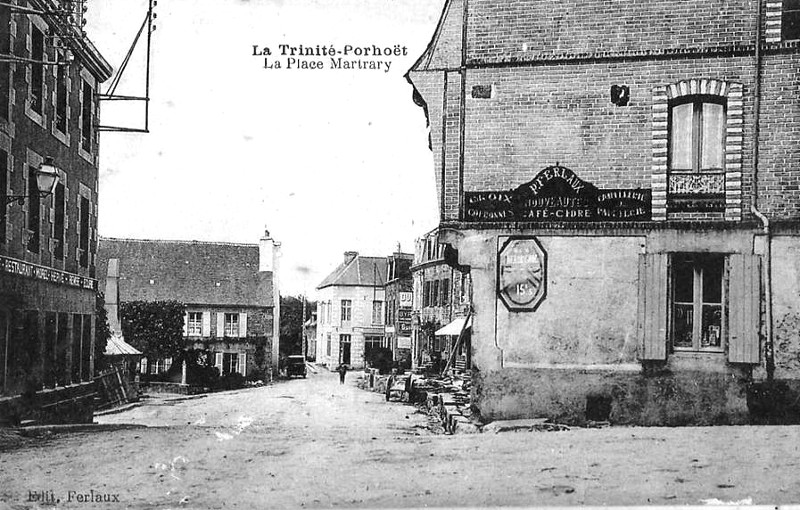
[1,370,800,509]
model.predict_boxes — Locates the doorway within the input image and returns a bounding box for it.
[339,334,351,365]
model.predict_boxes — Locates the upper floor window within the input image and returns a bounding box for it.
[224,313,239,337]
[340,299,352,322]
[55,56,68,133]
[53,182,65,259]
[78,195,89,266]
[0,7,10,121]
[783,0,800,40]
[30,25,44,115]
[81,79,93,153]
[669,96,725,174]
[188,312,203,336]
[0,149,6,242]
[27,167,40,253]
[372,300,383,325]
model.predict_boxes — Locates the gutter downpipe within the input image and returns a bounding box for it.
[751,0,775,381]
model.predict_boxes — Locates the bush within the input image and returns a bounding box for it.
[216,373,246,391]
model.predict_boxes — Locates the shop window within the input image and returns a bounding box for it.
[668,96,726,212]
[30,25,44,115]
[27,167,40,253]
[72,314,82,382]
[224,313,239,337]
[188,312,202,336]
[340,299,352,322]
[783,0,800,40]
[671,254,725,352]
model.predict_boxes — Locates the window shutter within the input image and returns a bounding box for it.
[239,312,248,338]
[217,312,225,338]
[239,352,247,376]
[638,253,669,360]
[202,312,211,337]
[214,352,223,373]
[728,253,761,363]
[183,313,188,337]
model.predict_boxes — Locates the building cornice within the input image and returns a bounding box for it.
[415,42,800,72]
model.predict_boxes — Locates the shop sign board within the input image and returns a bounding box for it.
[464,165,651,222]
[399,292,413,308]
[397,337,411,349]
[498,237,547,312]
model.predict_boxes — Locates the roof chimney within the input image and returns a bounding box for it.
[344,251,358,264]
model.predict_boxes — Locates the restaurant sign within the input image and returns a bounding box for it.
[1,255,97,290]
[465,165,651,222]
[498,237,546,312]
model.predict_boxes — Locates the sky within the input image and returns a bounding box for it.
[86,0,445,297]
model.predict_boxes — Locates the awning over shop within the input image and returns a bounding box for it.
[435,317,472,336]
[105,334,142,356]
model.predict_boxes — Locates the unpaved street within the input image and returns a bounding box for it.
[1,370,800,509]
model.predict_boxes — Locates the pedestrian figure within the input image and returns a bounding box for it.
[337,364,347,384]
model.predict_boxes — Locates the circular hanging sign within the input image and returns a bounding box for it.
[498,237,547,312]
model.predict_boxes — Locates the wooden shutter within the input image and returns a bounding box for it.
[728,253,761,363]
[217,312,225,338]
[183,313,188,337]
[638,253,669,360]
[202,312,211,338]
[214,352,223,373]
[239,312,248,338]
[239,352,247,376]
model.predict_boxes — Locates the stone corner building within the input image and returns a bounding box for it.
[96,234,281,380]
[315,252,387,369]
[407,0,800,425]
[0,3,112,423]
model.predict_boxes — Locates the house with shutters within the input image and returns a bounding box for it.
[96,232,280,380]
[407,0,800,424]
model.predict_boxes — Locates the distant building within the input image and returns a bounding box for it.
[315,252,386,369]
[0,2,113,422]
[411,228,471,372]
[383,250,413,368]
[96,232,280,380]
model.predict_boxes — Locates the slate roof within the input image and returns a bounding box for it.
[97,238,273,307]
[317,255,388,290]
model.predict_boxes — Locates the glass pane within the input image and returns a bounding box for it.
[702,258,723,303]
[701,305,722,348]
[701,103,724,170]
[670,103,693,170]
[674,304,694,348]
[673,256,694,303]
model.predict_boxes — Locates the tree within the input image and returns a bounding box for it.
[94,292,112,373]
[119,301,185,370]
[280,295,316,358]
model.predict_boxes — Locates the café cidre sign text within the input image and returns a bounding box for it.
[465,165,651,222]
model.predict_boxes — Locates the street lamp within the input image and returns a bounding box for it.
[2,157,60,219]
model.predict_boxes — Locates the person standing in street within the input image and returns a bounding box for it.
[337,364,347,384]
